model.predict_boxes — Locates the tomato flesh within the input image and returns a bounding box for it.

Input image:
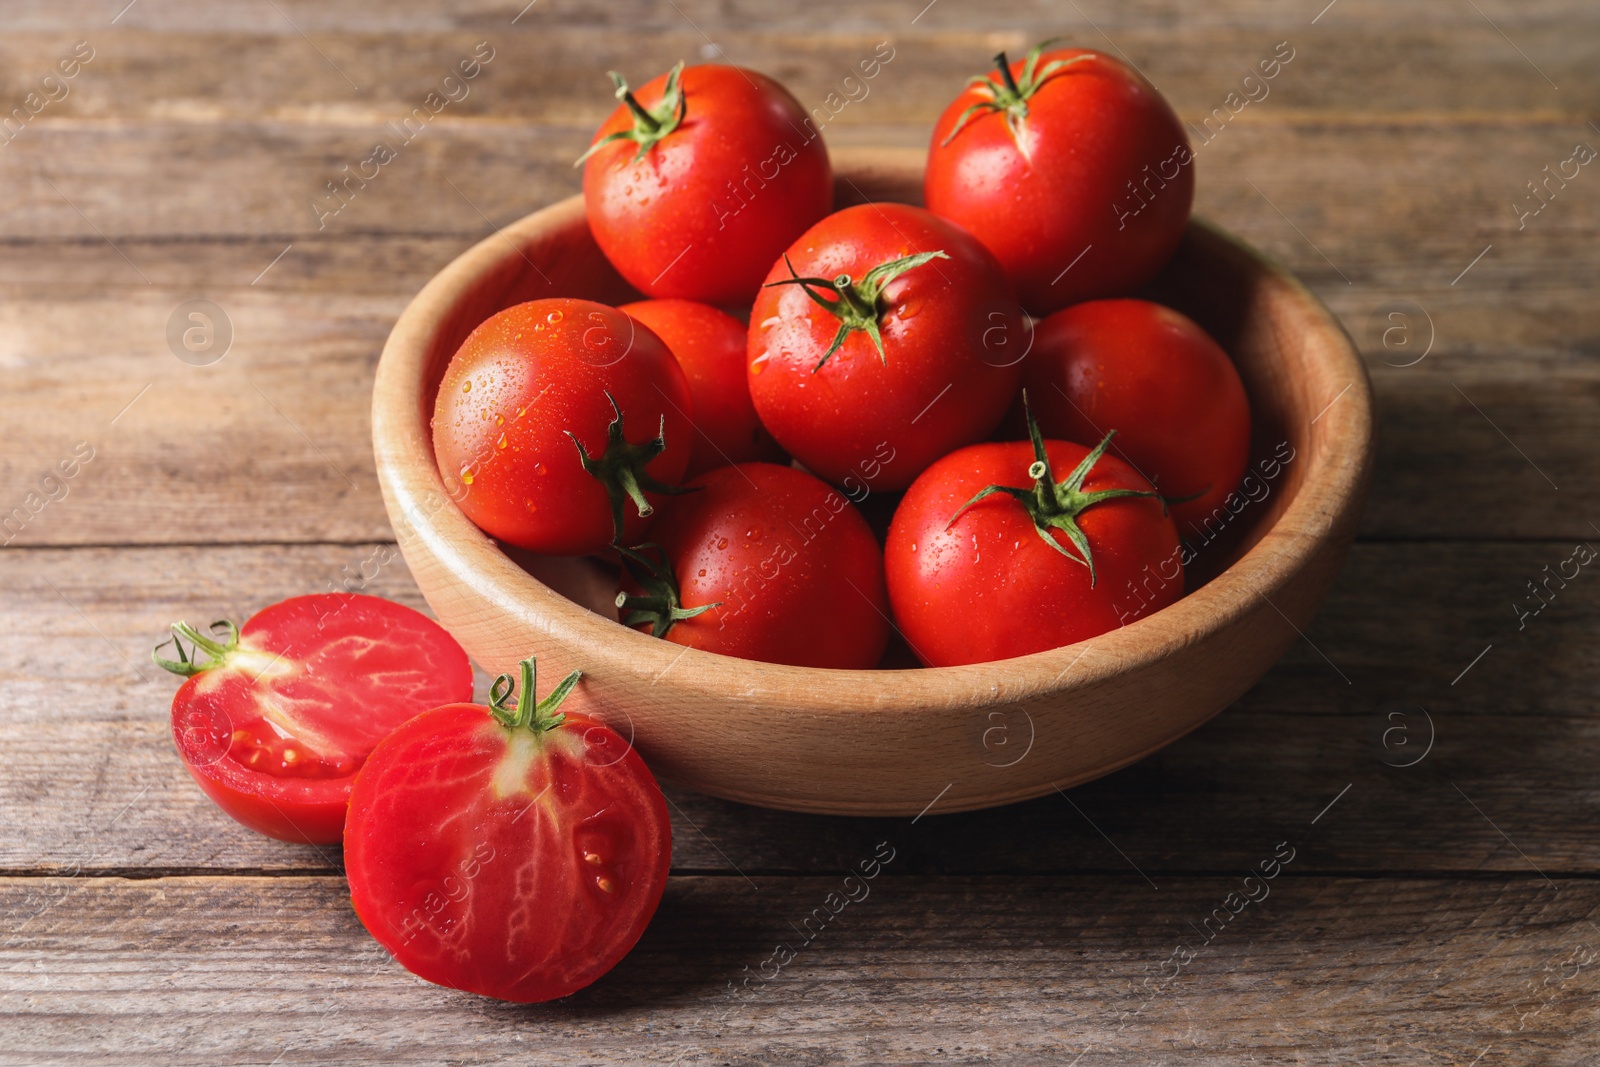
[169,594,473,844]
[344,702,671,1003]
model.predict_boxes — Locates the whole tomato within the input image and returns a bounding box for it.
[154,594,472,844]
[1010,299,1250,534]
[886,401,1181,667]
[619,299,784,479]
[345,657,670,1003]
[581,62,833,306]
[431,298,693,556]
[925,43,1193,314]
[747,202,1026,492]
[616,462,890,669]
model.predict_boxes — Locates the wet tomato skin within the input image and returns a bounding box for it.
[623,462,891,669]
[167,594,473,844]
[1008,299,1251,533]
[747,203,1027,491]
[925,48,1193,314]
[344,701,671,1004]
[431,298,693,556]
[583,64,833,305]
[885,440,1182,667]
[619,299,785,479]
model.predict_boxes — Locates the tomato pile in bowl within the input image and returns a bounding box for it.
[373,46,1372,816]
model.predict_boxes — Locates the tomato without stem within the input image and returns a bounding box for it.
[886,405,1181,667]
[345,657,670,1004]
[620,299,784,479]
[154,594,473,844]
[925,44,1193,314]
[432,298,694,556]
[747,202,1026,492]
[617,462,891,669]
[1009,299,1250,533]
[582,63,833,305]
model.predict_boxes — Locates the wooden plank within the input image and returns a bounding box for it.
[3,541,1597,875]
[0,222,1597,545]
[2,873,1595,1064]
[1,19,1595,126]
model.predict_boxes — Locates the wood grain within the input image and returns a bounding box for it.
[4,541,1596,875]
[3,874,1596,1065]
[1,0,1596,1058]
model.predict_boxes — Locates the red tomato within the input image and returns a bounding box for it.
[1010,299,1250,533]
[581,62,833,305]
[432,298,694,556]
[925,43,1193,314]
[617,462,890,669]
[620,299,784,479]
[345,657,670,1004]
[747,202,1026,491]
[154,594,472,844]
[886,408,1181,667]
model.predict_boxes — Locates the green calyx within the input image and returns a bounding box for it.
[488,656,582,733]
[574,61,688,166]
[568,392,694,546]
[152,619,240,677]
[941,38,1093,146]
[614,543,720,639]
[765,250,950,372]
[946,392,1159,586]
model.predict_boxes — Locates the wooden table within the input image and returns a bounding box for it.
[3,1,1596,1062]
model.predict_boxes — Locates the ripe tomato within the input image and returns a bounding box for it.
[747,202,1026,491]
[617,462,890,669]
[581,62,833,305]
[345,657,670,1004]
[154,594,472,844]
[619,299,784,479]
[886,404,1181,667]
[925,43,1193,314]
[1010,299,1250,533]
[431,298,694,556]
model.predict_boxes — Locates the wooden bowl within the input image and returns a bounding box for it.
[372,147,1373,816]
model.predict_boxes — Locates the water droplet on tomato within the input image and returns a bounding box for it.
[597,876,616,893]
[534,462,546,475]
[759,315,782,330]
[716,537,729,550]
[496,414,505,426]
[546,310,564,325]
[496,434,507,450]
[583,851,603,866]
[525,499,538,512]
[697,568,707,577]
[460,465,475,485]
[462,380,472,393]
[750,351,769,375]
[897,298,922,320]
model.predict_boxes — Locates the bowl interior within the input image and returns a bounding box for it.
[408,166,1302,635]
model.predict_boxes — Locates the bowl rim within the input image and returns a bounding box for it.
[374,153,1373,714]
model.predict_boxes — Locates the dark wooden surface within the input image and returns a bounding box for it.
[3,1,1598,1063]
